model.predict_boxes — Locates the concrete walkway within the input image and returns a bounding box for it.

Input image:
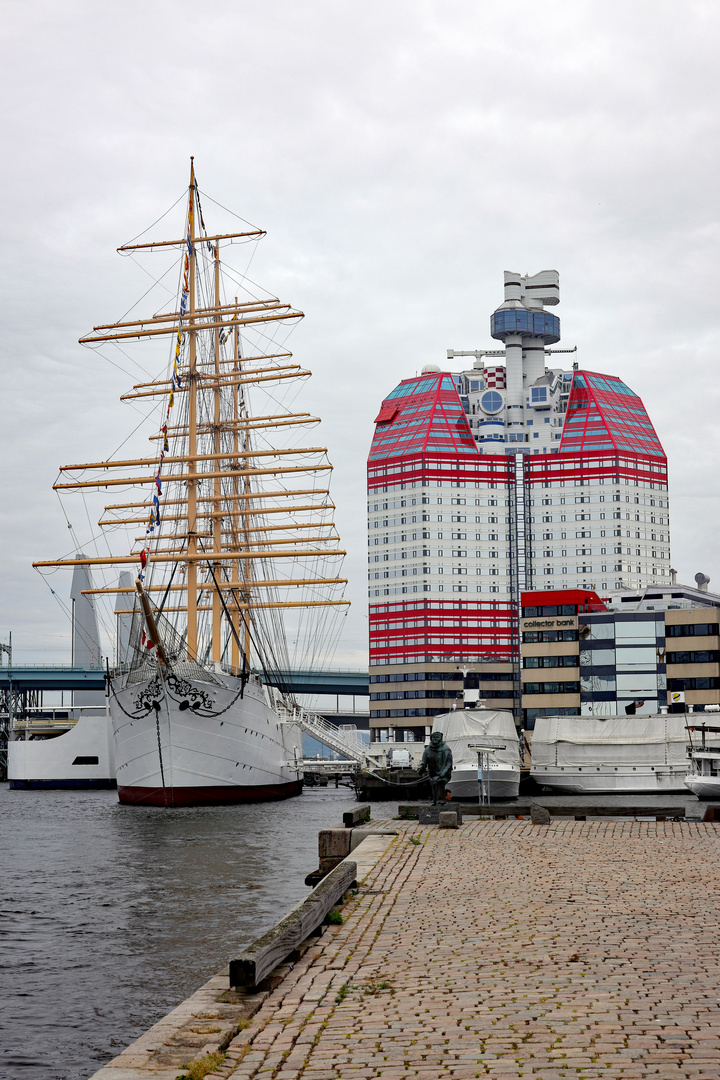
[210,820,720,1080]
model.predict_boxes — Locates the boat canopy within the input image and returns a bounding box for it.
[531,715,688,768]
[432,709,519,769]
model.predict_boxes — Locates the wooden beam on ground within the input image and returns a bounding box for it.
[229,859,357,990]
[343,805,371,828]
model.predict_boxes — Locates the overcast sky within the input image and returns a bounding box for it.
[2,0,719,666]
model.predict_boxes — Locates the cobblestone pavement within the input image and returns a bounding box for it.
[214,820,720,1079]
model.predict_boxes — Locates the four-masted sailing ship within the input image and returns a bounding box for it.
[34,161,349,806]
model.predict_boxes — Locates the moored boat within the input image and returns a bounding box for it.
[8,564,115,790]
[433,708,520,799]
[8,711,115,790]
[530,713,689,794]
[33,162,349,806]
[684,722,720,799]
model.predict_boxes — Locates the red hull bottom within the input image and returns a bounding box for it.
[117,778,303,807]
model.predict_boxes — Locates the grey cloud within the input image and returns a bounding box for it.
[2,0,719,661]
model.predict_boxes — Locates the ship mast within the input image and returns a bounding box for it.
[211,234,222,662]
[187,160,199,661]
[229,310,240,668]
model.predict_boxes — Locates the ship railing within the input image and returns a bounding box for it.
[9,704,109,730]
[277,703,383,765]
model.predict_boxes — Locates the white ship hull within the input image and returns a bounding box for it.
[532,764,689,795]
[8,713,115,789]
[110,667,303,806]
[684,776,720,799]
[447,764,520,800]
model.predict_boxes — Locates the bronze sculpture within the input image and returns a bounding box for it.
[419,731,453,804]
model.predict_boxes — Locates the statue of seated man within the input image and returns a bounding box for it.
[419,730,453,805]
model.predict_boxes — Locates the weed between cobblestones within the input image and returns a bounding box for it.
[177,1049,226,1079]
[363,979,394,995]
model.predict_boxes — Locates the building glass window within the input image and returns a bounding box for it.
[580,675,616,692]
[522,629,578,643]
[523,681,580,695]
[522,604,577,618]
[579,648,615,666]
[666,650,719,664]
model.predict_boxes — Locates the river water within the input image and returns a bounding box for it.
[0,784,395,1080]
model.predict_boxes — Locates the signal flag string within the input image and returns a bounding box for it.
[138,195,192,587]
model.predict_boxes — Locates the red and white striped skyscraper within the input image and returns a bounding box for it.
[367,271,670,743]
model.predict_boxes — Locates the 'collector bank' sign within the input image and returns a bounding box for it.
[521,617,577,630]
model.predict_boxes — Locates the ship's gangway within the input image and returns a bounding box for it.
[277,703,383,766]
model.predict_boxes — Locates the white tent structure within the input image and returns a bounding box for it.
[530,714,689,793]
[433,709,520,799]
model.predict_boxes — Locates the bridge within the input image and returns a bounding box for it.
[0,666,369,696]
[0,666,107,691]
[259,669,369,696]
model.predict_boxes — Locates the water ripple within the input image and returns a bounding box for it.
[0,784,394,1080]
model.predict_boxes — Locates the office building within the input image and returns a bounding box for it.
[367,271,672,742]
[520,578,720,727]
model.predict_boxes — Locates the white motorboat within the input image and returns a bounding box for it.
[530,713,690,794]
[433,708,520,799]
[684,722,720,799]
